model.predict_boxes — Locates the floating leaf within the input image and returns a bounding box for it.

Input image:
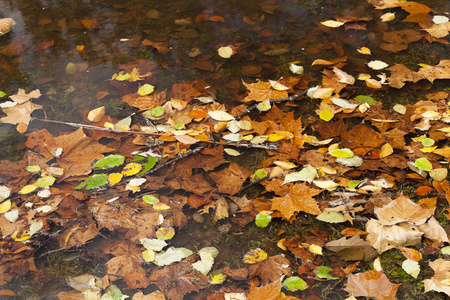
[153,247,193,266]
[34,176,55,187]
[151,106,164,118]
[153,202,171,210]
[251,169,268,182]
[208,110,234,121]
[317,211,345,223]
[242,248,268,264]
[330,148,354,158]
[0,199,11,213]
[414,158,433,171]
[156,227,175,240]
[19,185,37,194]
[26,165,41,173]
[315,266,339,279]
[320,20,345,27]
[368,60,389,70]
[94,155,125,169]
[319,108,334,121]
[357,47,371,55]
[122,162,142,176]
[256,100,271,112]
[138,84,155,96]
[141,238,168,251]
[255,211,272,228]
[143,249,155,262]
[107,173,123,186]
[354,95,377,105]
[218,46,234,58]
[87,106,105,122]
[143,195,159,205]
[283,276,308,291]
[84,174,108,190]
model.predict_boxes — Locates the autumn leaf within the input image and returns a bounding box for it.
[0,101,43,126]
[271,182,322,220]
[242,79,288,102]
[423,258,450,297]
[344,270,400,299]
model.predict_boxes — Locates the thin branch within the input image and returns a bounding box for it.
[236,89,308,120]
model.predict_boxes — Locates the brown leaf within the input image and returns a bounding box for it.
[124,271,151,289]
[106,255,145,281]
[380,30,422,52]
[210,162,252,195]
[423,258,450,297]
[341,124,385,149]
[397,2,433,24]
[0,101,43,126]
[271,182,322,220]
[344,270,400,299]
[246,276,283,300]
[148,256,208,300]
[248,255,291,285]
[242,80,288,102]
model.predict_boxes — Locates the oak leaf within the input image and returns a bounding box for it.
[344,270,400,299]
[0,101,43,126]
[271,182,322,220]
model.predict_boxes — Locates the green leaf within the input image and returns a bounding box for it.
[251,169,268,182]
[137,84,155,96]
[0,91,6,97]
[174,123,185,130]
[414,157,433,171]
[143,195,159,205]
[354,95,377,105]
[283,276,308,291]
[84,174,108,190]
[93,155,125,170]
[255,212,272,228]
[315,266,339,280]
[75,181,86,190]
[421,138,435,147]
[34,176,56,187]
[317,211,345,223]
[441,246,450,255]
[348,180,362,189]
[26,165,41,173]
[136,156,158,176]
[152,106,164,118]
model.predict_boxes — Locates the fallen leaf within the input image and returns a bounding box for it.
[344,270,400,299]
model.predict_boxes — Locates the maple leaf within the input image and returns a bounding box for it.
[0,101,43,125]
[248,255,291,285]
[148,256,209,300]
[246,276,283,300]
[423,258,450,297]
[397,2,432,24]
[341,124,385,149]
[271,182,322,220]
[209,162,252,195]
[25,128,115,180]
[242,80,288,102]
[344,270,400,299]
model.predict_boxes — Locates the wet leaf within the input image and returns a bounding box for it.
[208,110,234,121]
[354,95,377,105]
[400,247,422,261]
[321,20,345,27]
[138,84,155,96]
[368,60,389,70]
[26,165,40,172]
[283,276,308,291]
[87,106,105,122]
[344,270,400,299]
[143,194,159,205]
[0,199,11,213]
[242,248,268,264]
[107,173,123,186]
[83,174,108,190]
[315,266,339,279]
[153,247,193,266]
[34,176,55,187]
[156,227,175,240]
[319,108,334,121]
[330,148,354,158]
[255,211,272,228]
[121,162,142,176]
[209,272,227,284]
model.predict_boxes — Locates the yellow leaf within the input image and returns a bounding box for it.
[19,185,37,194]
[357,47,371,55]
[0,199,11,213]
[312,88,334,99]
[309,244,323,255]
[142,249,155,262]
[121,162,142,176]
[256,100,271,112]
[104,122,114,129]
[358,73,371,80]
[330,148,354,158]
[277,238,287,251]
[420,146,437,153]
[107,173,123,185]
[267,131,293,142]
[274,161,297,169]
[137,84,155,96]
[393,104,407,114]
[319,108,334,121]
[11,230,31,242]
[87,106,105,122]
[380,143,393,158]
[153,201,171,210]
[209,273,227,284]
[242,248,268,264]
[320,20,345,28]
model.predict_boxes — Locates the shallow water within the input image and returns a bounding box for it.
[0,0,450,298]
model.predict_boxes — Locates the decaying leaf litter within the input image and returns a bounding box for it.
[0,0,450,299]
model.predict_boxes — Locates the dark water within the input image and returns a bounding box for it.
[0,0,450,298]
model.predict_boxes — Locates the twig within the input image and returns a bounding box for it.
[236,89,308,120]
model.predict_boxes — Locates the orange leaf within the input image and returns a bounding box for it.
[188,110,209,119]
[259,29,274,37]
[341,228,368,237]
[400,247,423,261]
[95,91,109,100]
[38,39,54,51]
[16,122,28,133]
[243,16,256,25]
[196,14,224,22]
[415,185,434,196]
[76,45,84,52]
